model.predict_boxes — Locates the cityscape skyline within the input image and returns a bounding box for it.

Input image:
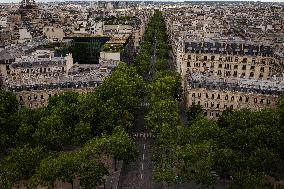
[1,0,284,3]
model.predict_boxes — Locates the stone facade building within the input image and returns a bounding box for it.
[186,72,283,119]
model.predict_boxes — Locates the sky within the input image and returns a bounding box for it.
[1,0,283,3]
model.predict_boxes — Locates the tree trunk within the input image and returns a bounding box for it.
[114,158,117,171]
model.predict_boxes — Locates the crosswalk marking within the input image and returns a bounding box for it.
[129,132,155,139]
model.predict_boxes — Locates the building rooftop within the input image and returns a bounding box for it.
[187,72,284,96]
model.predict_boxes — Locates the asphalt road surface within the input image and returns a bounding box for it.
[118,35,158,189]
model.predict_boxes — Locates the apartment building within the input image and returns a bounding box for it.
[164,2,284,119]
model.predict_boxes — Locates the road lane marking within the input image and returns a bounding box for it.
[143,144,145,150]
[140,174,143,180]
[142,163,144,170]
[143,153,145,160]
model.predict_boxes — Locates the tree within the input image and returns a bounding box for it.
[148,71,182,101]
[179,141,217,188]
[186,104,204,125]
[145,98,180,134]
[155,58,168,71]
[180,107,284,188]
[72,121,92,145]
[15,107,47,145]
[0,146,48,188]
[29,152,81,189]
[108,126,138,171]
[33,114,71,149]
[79,160,108,189]
[48,92,80,129]
[0,90,19,151]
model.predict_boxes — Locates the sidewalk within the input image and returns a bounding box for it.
[98,160,123,189]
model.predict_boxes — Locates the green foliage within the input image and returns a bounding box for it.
[29,152,82,189]
[33,114,70,149]
[148,71,182,101]
[108,126,138,163]
[145,98,180,134]
[155,58,168,71]
[0,91,19,151]
[0,146,48,188]
[186,104,204,125]
[72,121,92,145]
[79,161,108,189]
[177,105,284,188]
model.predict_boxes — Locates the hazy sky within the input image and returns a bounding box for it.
[1,0,283,3]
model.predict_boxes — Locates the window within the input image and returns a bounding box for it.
[28,96,31,100]
[192,93,195,97]
[212,94,214,99]
[198,101,200,105]
[20,96,23,101]
[246,97,249,102]
[254,98,257,103]
[205,103,208,108]
[217,94,220,99]
[250,72,254,78]
[187,62,191,67]
[267,99,271,104]
[206,93,209,98]
[242,65,246,70]
[211,102,214,107]
[203,63,206,67]
[225,95,228,100]
[204,56,207,61]
[234,65,238,69]
[233,71,237,77]
[224,105,227,109]
[260,99,264,104]
[216,104,220,108]
[230,105,233,109]
[239,96,242,101]
[41,95,44,99]
[250,66,255,70]
[48,94,51,98]
[218,64,222,68]
[260,67,264,72]
[243,58,247,63]
[231,96,234,101]
[188,55,191,60]
[216,113,220,118]
[204,112,208,116]
[198,93,201,97]
[34,95,37,100]
[218,70,222,75]
[211,56,215,61]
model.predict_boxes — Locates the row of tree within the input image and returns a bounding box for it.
[133,12,156,76]
[0,62,143,188]
[142,11,184,187]
[141,11,284,189]
[180,102,284,188]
